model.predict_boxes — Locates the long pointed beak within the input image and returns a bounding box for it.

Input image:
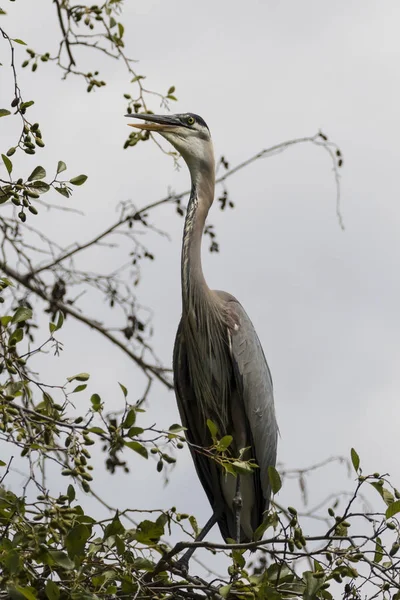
[126,113,181,132]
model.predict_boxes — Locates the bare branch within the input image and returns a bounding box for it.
[0,258,173,389]
[27,133,343,279]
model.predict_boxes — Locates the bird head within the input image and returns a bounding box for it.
[126,112,214,176]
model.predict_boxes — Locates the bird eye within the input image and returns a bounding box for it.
[187,116,195,126]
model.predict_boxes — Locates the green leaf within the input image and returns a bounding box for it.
[49,310,63,334]
[369,481,395,506]
[232,548,245,568]
[67,372,90,382]
[370,481,384,499]
[253,514,274,541]
[0,193,11,205]
[168,423,185,433]
[56,310,64,331]
[12,39,27,46]
[125,440,148,459]
[4,381,24,397]
[313,559,324,572]
[128,426,144,437]
[134,519,164,544]
[118,23,124,38]
[350,448,360,473]
[11,587,37,600]
[20,101,34,110]
[9,327,24,345]
[217,435,233,452]
[65,523,91,558]
[106,586,117,595]
[114,535,125,555]
[104,512,124,539]
[132,557,155,571]
[54,186,70,198]
[88,426,106,435]
[268,466,282,494]
[31,180,50,193]
[122,408,136,428]
[72,384,87,393]
[56,160,67,174]
[119,382,128,397]
[4,549,20,573]
[12,306,32,323]
[131,75,145,83]
[45,580,60,600]
[27,166,46,181]
[48,550,74,570]
[0,109,11,117]
[232,460,254,475]
[69,174,87,186]
[383,487,395,506]
[0,460,6,466]
[374,536,383,564]
[303,571,325,600]
[2,154,12,175]
[207,419,218,439]
[386,500,400,519]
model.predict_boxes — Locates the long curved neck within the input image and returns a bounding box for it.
[181,160,215,313]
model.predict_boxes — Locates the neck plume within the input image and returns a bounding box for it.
[181,157,215,312]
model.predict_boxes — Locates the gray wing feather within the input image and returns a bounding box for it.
[173,321,232,539]
[228,299,278,513]
[173,295,278,540]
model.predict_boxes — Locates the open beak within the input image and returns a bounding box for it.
[126,113,181,132]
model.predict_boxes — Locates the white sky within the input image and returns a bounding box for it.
[1,0,400,577]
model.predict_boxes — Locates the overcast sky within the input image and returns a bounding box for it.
[1,0,400,576]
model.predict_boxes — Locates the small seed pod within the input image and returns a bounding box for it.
[390,542,400,557]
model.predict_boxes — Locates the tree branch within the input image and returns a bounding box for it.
[53,0,76,67]
[0,259,173,389]
[27,132,343,279]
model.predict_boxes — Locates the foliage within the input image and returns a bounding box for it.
[0,3,392,600]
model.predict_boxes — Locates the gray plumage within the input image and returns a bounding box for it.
[128,112,278,544]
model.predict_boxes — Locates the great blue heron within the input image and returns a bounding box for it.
[128,112,278,555]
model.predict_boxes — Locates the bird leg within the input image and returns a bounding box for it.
[174,511,219,573]
[232,475,242,543]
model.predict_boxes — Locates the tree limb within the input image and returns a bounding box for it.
[0,258,173,389]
